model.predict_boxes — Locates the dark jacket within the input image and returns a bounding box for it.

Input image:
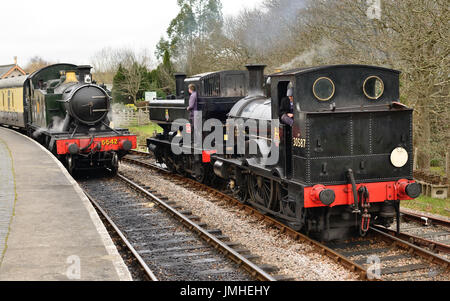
[279,96,293,118]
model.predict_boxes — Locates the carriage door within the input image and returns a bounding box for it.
[24,80,30,124]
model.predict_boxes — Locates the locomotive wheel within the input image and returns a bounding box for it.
[232,182,248,204]
[163,152,176,172]
[248,174,273,208]
[193,165,206,183]
[108,152,119,176]
[67,155,75,175]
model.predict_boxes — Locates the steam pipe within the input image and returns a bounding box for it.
[62,114,71,132]
[346,169,360,213]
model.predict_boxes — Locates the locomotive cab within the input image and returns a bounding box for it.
[147,69,249,180]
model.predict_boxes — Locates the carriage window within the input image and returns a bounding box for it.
[363,76,384,100]
[313,77,335,101]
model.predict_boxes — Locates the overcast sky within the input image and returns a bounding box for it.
[0,0,264,67]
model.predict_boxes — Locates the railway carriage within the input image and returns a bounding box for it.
[149,64,421,241]
[0,63,136,174]
[0,76,27,128]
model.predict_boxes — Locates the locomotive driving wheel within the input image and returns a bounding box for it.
[231,180,248,204]
[248,174,273,209]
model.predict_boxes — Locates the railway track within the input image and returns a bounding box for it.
[326,228,448,280]
[85,190,158,281]
[79,172,281,281]
[122,150,450,280]
[376,211,450,256]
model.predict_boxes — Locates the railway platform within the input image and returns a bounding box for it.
[0,127,131,281]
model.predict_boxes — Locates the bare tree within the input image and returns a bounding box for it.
[112,49,152,104]
[300,0,449,171]
[24,56,53,74]
[90,47,153,84]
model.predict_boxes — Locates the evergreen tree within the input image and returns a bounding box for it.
[112,64,127,104]
[161,0,223,73]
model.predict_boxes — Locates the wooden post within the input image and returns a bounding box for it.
[138,108,140,126]
[446,151,449,179]
[414,147,418,171]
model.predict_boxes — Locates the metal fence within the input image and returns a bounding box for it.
[112,106,150,127]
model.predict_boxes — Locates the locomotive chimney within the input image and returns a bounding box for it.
[77,65,92,83]
[174,73,186,98]
[246,64,266,96]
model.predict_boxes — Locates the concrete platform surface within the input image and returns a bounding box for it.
[0,127,131,281]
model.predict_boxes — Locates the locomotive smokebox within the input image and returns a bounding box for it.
[174,73,187,98]
[246,64,266,96]
[77,65,93,83]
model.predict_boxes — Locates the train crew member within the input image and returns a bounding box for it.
[280,88,294,126]
[187,84,198,122]
[187,84,202,156]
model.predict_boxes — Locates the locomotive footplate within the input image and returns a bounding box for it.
[54,133,136,155]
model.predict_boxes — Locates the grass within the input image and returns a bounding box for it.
[430,166,446,177]
[128,123,163,136]
[401,195,450,218]
[125,123,163,151]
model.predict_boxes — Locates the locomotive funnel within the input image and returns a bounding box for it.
[174,73,187,98]
[77,65,93,83]
[246,64,266,96]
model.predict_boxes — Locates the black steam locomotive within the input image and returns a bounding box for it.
[147,64,421,241]
[0,64,136,174]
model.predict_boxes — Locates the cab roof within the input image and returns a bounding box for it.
[269,64,400,77]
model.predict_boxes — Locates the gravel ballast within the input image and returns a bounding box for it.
[120,163,359,281]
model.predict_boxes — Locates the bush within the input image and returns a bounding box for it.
[430,159,441,167]
[125,104,137,111]
[136,100,148,108]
